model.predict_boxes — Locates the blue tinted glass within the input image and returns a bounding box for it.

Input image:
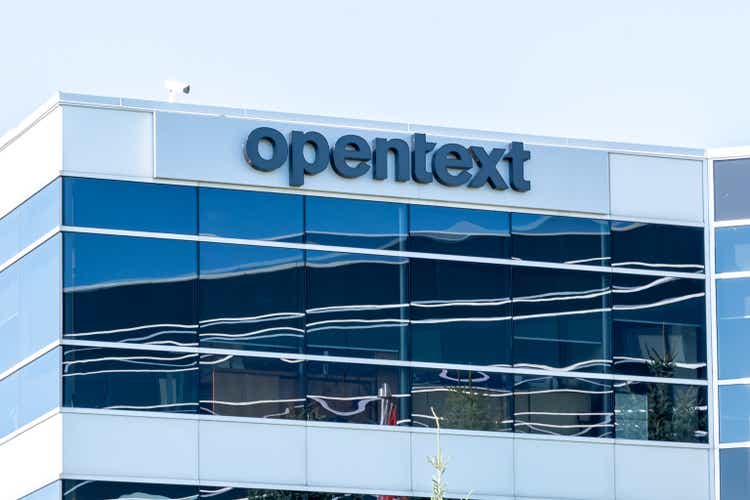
[411,259,511,365]
[512,213,610,266]
[613,275,706,379]
[718,278,750,379]
[412,367,512,432]
[198,488,406,500]
[200,243,304,353]
[63,480,198,500]
[200,353,304,419]
[512,267,611,373]
[615,381,707,443]
[721,448,750,500]
[715,158,750,221]
[199,187,303,242]
[63,346,198,413]
[0,235,61,374]
[716,226,750,273]
[306,360,408,426]
[21,482,60,500]
[306,251,408,360]
[408,205,509,258]
[0,178,60,266]
[63,233,198,347]
[514,375,613,438]
[0,370,18,437]
[305,197,407,250]
[720,385,750,443]
[611,221,704,273]
[63,177,197,234]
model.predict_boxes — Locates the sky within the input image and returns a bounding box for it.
[2,0,750,148]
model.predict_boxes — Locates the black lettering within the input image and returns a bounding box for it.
[373,138,410,182]
[289,131,329,187]
[412,133,435,183]
[468,146,508,190]
[505,141,531,192]
[331,134,371,178]
[432,144,472,187]
[244,127,288,171]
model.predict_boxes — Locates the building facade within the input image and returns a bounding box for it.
[0,92,743,499]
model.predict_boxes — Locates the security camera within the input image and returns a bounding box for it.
[164,80,190,102]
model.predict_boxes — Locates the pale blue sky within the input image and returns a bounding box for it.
[2,0,749,148]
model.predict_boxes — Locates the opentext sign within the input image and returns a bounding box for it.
[244,127,531,191]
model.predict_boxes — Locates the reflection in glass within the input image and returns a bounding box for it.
[21,481,60,500]
[199,487,410,500]
[616,381,707,443]
[199,187,303,242]
[514,376,613,437]
[720,384,750,443]
[305,197,407,250]
[199,243,304,353]
[306,360,409,426]
[511,213,609,265]
[63,480,198,500]
[610,221,704,273]
[412,367,512,432]
[63,233,198,347]
[200,354,304,419]
[63,177,197,234]
[511,267,611,372]
[63,347,198,413]
[411,259,511,365]
[716,226,750,273]
[715,158,750,221]
[613,274,706,379]
[305,251,408,360]
[408,204,509,258]
[721,448,750,499]
[718,278,750,379]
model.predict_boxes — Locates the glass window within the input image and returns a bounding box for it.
[720,384,750,443]
[63,177,197,234]
[198,488,412,500]
[716,226,750,273]
[721,448,750,500]
[613,274,706,379]
[63,233,198,347]
[512,267,611,373]
[306,360,408,426]
[305,197,407,250]
[21,482,60,500]
[0,235,61,374]
[411,259,511,366]
[615,381,707,443]
[63,346,198,413]
[305,251,408,360]
[199,187,303,242]
[715,158,750,221]
[199,243,304,353]
[0,178,60,266]
[408,205,509,258]
[511,213,609,266]
[412,367,512,432]
[718,278,750,379]
[63,480,198,500]
[514,375,613,438]
[200,353,304,420]
[610,221,704,273]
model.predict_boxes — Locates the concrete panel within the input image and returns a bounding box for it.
[609,154,704,222]
[615,444,710,500]
[411,430,514,498]
[200,419,306,486]
[0,415,62,500]
[515,437,614,500]
[307,425,411,492]
[62,106,153,178]
[62,412,198,482]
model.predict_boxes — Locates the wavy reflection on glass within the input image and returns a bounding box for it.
[611,221,704,273]
[63,479,199,500]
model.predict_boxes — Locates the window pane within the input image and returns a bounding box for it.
[306,251,408,360]
[63,233,198,347]
[200,353,304,420]
[199,243,304,353]
[412,367,512,432]
[615,381,707,443]
[720,384,750,443]
[715,158,750,221]
[511,213,609,266]
[611,221,704,273]
[306,360,408,426]
[512,267,611,373]
[411,259,511,365]
[21,482,60,500]
[199,187,303,242]
[613,275,706,379]
[721,448,750,500]
[716,226,750,273]
[63,177,197,234]
[514,375,614,438]
[408,205,509,258]
[305,197,407,250]
[63,480,198,500]
[63,347,198,413]
[718,278,750,379]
